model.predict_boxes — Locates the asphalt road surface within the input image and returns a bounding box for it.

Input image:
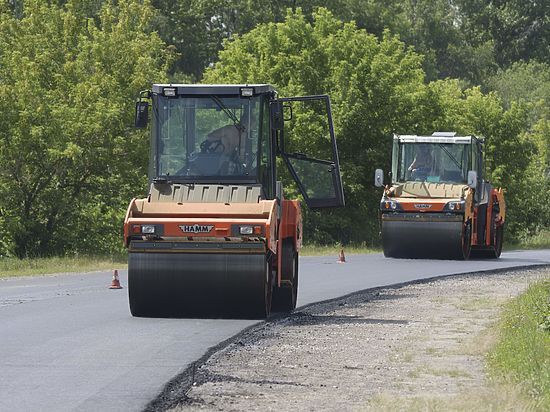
[1,249,549,412]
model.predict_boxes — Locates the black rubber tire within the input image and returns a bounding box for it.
[493,224,504,258]
[250,258,273,319]
[471,222,504,259]
[271,240,298,313]
[459,222,472,260]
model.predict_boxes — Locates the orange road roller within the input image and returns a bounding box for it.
[124,84,344,318]
[375,132,505,260]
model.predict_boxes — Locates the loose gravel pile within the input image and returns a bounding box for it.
[151,267,549,411]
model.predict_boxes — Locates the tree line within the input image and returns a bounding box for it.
[0,0,548,257]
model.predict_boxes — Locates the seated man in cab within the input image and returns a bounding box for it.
[408,144,433,180]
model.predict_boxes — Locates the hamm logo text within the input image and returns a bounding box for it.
[179,224,214,233]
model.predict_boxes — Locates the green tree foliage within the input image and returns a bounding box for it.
[486,61,550,237]
[152,0,500,85]
[332,0,498,84]
[487,0,550,66]
[204,9,434,243]
[0,1,548,255]
[152,0,308,81]
[131,1,550,101]
[520,119,550,238]
[456,0,550,67]
[205,8,537,244]
[488,61,550,114]
[428,80,535,237]
[0,0,169,257]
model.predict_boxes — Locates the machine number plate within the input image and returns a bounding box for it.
[414,204,432,209]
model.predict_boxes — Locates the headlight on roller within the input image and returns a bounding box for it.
[233,224,264,236]
[239,226,254,235]
[131,224,163,235]
[446,201,465,212]
[380,199,400,211]
[141,225,156,234]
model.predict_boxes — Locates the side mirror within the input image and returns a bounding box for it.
[275,180,283,218]
[135,101,149,128]
[275,180,283,202]
[374,168,384,187]
[467,170,477,189]
[270,101,284,131]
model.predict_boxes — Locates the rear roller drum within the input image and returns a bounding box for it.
[250,258,273,319]
[459,222,472,260]
[493,224,504,258]
[272,240,298,313]
[471,222,504,259]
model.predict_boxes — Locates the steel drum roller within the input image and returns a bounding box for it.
[382,216,464,259]
[128,242,270,318]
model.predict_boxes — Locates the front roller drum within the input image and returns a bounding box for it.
[128,250,271,319]
[382,218,467,260]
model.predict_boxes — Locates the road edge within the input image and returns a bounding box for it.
[143,263,550,412]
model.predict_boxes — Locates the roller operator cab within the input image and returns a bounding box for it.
[124,84,344,318]
[375,132,505,260]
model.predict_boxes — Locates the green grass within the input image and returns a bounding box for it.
[454,297,495,311]
[487,278,550,408]
[366,385,540,411]
[0,243,374,278]
[0,231,546,278]
[505,229,550,250]
[300,243,379,256]
[0,255,127,278]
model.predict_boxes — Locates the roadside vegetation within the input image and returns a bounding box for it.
[0,255,126,278]
[488,278,550,408]
[505,230,550,251]
[0,245,370,278]
[0,236,544,278]
[301,243,378,256]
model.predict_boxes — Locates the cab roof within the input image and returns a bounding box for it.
[151,84,276,96]
[394,132,483,145]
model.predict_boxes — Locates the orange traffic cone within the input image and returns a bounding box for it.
[109,269,123,289]
[338,249,346,263]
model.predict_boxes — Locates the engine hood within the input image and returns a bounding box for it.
[388,182,469,199]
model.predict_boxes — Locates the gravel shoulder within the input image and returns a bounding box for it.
[152,267,549,411]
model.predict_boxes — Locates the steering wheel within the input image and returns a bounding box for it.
[200,139,225,154]
[411,167,429,180]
